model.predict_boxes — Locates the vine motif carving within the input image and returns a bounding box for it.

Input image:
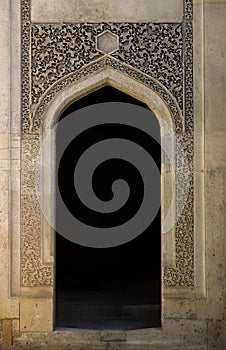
[21,135,53,286]
[21,0,194,288]
[32,57,183,133]
[22,0,30,21]
[184,21,194,132]
[184,0,193,20]
[31,23,183,112]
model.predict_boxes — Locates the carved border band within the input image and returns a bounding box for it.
[33,57,183,133]
[21,135,53,286]
[184,0,193,20]
[21,0,194,287]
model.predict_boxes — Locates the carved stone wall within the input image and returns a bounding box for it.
[2,0,226,347]
[31,23,183,110]
[21,135,53,286]
[21,0,194,288]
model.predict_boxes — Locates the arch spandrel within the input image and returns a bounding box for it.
[36,62,183,135]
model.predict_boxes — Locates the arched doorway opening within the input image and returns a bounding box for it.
[55,86,161,330]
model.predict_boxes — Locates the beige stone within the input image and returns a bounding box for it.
[0,173,19,319]
[200,169,225,320]
[0,1,10,133]
[20,299,53,332]
[0,0,226,349]
[163,299,196,319]
[204,2,226,170]
[2,319,12,346]
[31,0,183,23]
[0,133,9,150]
[100,330,126,342]
[162,319,208,348]
[207,320,226,350]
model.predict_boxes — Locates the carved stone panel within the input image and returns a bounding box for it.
[21,135,53,286]
[30,23,183,120]
[21,0,194,288]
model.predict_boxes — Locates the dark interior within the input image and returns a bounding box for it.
[55,87,161,330]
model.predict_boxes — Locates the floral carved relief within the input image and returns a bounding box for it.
[21,0,194,288]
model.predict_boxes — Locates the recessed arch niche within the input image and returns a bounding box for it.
[22,63,193,332]
[55,86,162,329]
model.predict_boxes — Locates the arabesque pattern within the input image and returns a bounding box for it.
[21,0,194,288]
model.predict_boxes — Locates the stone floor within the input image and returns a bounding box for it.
[55,279,161,329]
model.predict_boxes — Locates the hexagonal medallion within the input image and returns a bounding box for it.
[96,30,119,55]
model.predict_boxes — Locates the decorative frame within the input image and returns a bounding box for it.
[21,0,194,289]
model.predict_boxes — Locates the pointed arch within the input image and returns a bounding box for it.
[39,61,177,275]
[33,58,184,135]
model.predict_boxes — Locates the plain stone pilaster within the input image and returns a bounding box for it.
[198,0,226,324]
[0,0,19,320]
[2,319,12,347]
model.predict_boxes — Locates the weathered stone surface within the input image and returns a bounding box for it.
[0,0,226,349]
[31,0,183,23]
[207,320,226,350]
[100,330,126,342]
[96,31,119,55]
[20,299,53,332]
[2,319,12,346]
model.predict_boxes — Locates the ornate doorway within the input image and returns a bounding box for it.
[55,87,161,329]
